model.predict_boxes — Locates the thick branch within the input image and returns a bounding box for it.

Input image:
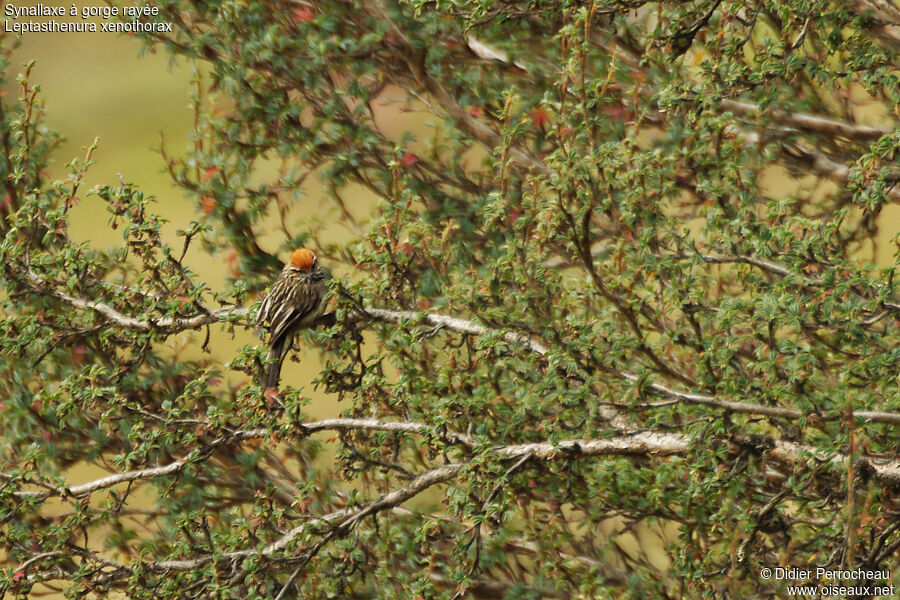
[22,268,247,333]
[721,99,891,141]
[8,419,900,506]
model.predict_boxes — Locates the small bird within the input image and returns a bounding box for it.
[256,248,330,390]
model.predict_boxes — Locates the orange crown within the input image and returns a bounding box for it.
[289,248,316,270]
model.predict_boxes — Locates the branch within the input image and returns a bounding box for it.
[352,307,549,355]
[9,417,900,507]
[689,252,824,285]
[619,373,900,426]
[720,99,892,141]
[153,462,464,571]
[22,268,248,333]
[301,416,475,446]
[8,552,68,579]
[492,432,688,459]
[8,428,266,500]
[9,457,191,500]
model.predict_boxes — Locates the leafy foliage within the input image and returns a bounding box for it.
[2,1,900,598]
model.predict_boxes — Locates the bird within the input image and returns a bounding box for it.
[256,248,330,390]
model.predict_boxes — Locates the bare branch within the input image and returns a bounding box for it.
[301,417,475,446]
[620,372,900,426]
[690,252,824,285]
[354,307,549,355]
[721,99,891,141]
[22,268,247,333]
[8,428,266,500]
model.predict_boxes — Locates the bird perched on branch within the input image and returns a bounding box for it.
[256,248,330,390]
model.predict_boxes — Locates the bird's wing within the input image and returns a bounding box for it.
[255,286,279,336]
[266,281,324,347]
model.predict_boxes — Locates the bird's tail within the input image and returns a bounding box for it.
[263,335,286,391]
